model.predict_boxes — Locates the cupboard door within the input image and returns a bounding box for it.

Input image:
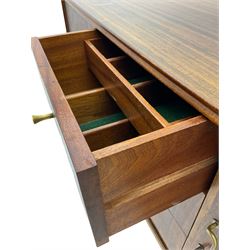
[151,193,205,249]
[183,173,219,250]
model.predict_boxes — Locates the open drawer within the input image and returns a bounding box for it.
[32,30,218,246]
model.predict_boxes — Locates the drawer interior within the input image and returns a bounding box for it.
[90,38,125,59]
[137,81,199,122]
[39,33,103,95]
[83,118,139,152]
[110,57,154,84]
[39,33,159,151]
[85,36,200,128]
[67,88,123,130]
[66,88,139,151]
[35,31,218,243]
[40,33,201,152]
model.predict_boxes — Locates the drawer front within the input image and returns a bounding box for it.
[32,30,218,246]
[183,173,219,250]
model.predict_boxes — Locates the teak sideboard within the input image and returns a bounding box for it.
[32,0,219,249]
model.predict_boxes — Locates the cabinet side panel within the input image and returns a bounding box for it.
[63,0,95,32]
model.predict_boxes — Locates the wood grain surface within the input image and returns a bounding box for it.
[33,26,219,246]
[66,0,219,124]
[83,119,138,151]
[66,87,121,125]
[151,193,205,249]
[183,172,219,250]
[94,116,217,204]
[39,29,101,95]
[62,0,95,31]
[105,157,217,235]
[32,33,97,172]
[85,39,169,133]
[32,32,109,246]
[93,116,218,234]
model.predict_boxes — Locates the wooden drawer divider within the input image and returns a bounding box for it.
[85,38,169,135]
[33,30,218,246]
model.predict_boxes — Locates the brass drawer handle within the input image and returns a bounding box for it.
[207,219,219,250]
[195,219,218,250]
[32,113,55,124]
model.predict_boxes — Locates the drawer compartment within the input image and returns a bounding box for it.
[32,30,218,246]
[85,38,169,134]
[137,80,199,122]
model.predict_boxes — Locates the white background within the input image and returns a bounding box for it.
[0,1,161,249]
[1,0,250,250]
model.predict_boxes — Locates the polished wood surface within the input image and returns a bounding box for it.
[66,0,219,124]
[32,31,98,173]
[151,193,205,249]
[169,193,205,235]
[33,30,218,246]
[66,87,120,124]
[94,117,218,234]
[85,38,169,134]
[105,157,217,235]
[62,0,94,31]
[83,119,138,151]
[32,31,109,246]
[40,29,101,95]
[94,116,217,203]
[183,172,219,250]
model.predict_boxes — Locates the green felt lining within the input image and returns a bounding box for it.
[80,112,125,132]
[80,101,198,132]
[128,76,153,84]
[155,103,198,123]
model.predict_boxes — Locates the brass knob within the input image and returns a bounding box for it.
[32,113,55,124]
[207,219,219,250]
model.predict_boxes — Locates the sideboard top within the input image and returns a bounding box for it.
[67,0,218,124]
